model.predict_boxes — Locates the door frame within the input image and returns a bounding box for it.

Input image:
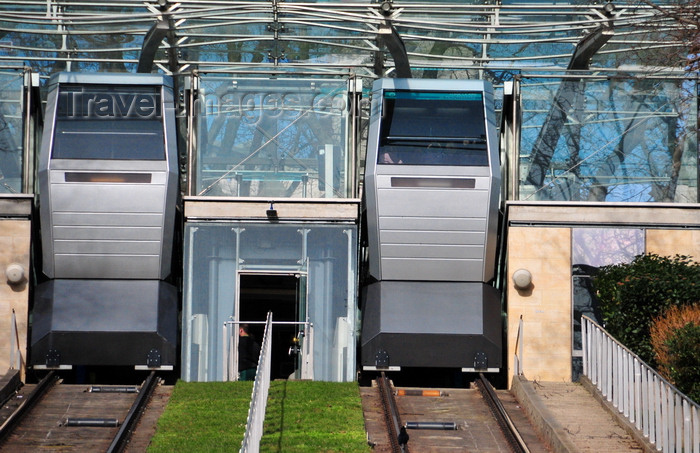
[232,270,311,380]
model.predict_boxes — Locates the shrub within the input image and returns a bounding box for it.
[593,254,700,366]
[650,304,700,380]
[665,320,700,403]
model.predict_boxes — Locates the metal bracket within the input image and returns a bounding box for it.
[474,352,488,370]
[46,349,61,368]
[146,348,162,368]
[375,349,390,368]
[267,23,286,33]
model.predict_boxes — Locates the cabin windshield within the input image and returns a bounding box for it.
[52,84,165,160]
[378,91,488,166]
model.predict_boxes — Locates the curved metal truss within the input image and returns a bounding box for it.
[0,1,696,78]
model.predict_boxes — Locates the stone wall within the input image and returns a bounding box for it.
[0,218,31,381]
[507,226,572,382]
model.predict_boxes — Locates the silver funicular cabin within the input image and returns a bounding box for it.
[31,72,179,371]
[361,78,503,373]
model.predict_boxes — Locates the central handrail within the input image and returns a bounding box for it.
[222,319,312,381]
[240,312,273,453]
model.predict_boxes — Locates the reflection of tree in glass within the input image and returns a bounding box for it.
[572,228,644,269]
[571,228,644,355]
[522,77,696,203]
[196,79,348,197]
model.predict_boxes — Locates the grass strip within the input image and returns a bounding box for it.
[147,380,370,453]
[147,381,253,452]
[261,381,371,452]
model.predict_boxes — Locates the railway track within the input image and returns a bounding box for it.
[475,373,531,453]
[0,371,161,452]
[367,372,548,453]
[377,372,406,453]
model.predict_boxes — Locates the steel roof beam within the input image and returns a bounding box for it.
[138,19,170,73]
[374,1,411,78]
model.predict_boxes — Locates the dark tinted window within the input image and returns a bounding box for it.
[378,91,488,166]
[52,85,165,160]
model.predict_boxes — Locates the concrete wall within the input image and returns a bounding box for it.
[505,202,700,384]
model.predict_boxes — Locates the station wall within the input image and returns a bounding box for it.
[506,202,700,384]
[0,198,32,380]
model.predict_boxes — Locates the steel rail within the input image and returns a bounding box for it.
[107,371,160,453]
[0,371,58,446]
[376,372,408,453]
[476,373,530,453]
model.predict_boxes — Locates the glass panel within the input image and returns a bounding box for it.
[572,275,600,351]
[488,4,582,69]
[378,91,488,166]
[181,224,240,382]
[307,225,356,381]
[239,225,304,268]
[572,357,583,383]
[181,221,357,382]
[520,76,698,202]
[571,228,644,378]
[0,69,25,194]
[53,85,165,160]
[195,77,350,198]
[572,228,645,269]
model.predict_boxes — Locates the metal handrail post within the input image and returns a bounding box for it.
[10,309,21,370]
[513,315,523,376]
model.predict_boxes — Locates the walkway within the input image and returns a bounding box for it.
[512,376,656,453]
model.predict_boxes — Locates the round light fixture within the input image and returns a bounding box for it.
[6,263,25,284]
[512,268,532,290]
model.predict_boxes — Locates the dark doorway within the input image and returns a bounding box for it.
[239,273,300,380]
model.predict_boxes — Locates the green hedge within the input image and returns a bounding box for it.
[593,254,700,366]
[666,322,700,402]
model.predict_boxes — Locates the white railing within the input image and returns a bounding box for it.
[513,315,524,376]
[582,315,700,453]
[240,312,273,453]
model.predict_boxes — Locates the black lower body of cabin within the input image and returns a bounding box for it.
[30,279,178,369]
[360,281,502,371]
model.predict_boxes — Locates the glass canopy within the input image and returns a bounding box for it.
[0,1,697,201]
[0,1,694,77]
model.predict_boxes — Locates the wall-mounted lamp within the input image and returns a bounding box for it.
[512,269,532,290]
[266,202,278,221]
[6,263,25,284]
